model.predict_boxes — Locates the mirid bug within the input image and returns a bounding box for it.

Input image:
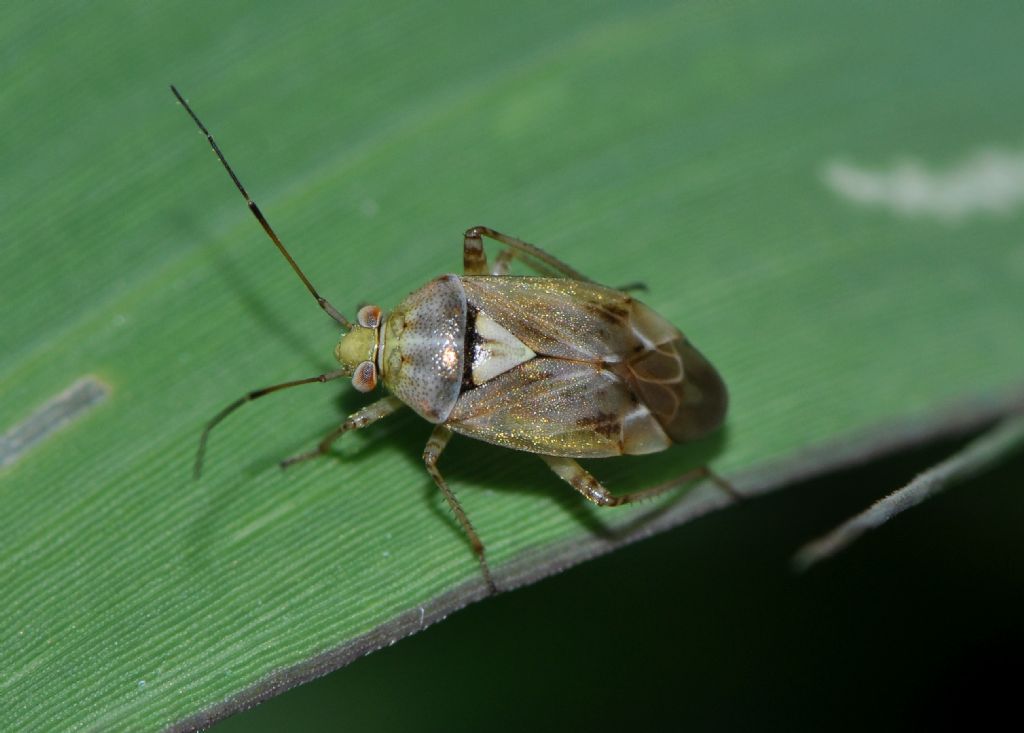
[173,86,731,592]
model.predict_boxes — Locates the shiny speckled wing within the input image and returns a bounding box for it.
[460,277,674,361]
[459,276,727,447]
[446,358,673,457]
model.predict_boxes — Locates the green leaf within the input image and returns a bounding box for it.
[2,1,1022,730]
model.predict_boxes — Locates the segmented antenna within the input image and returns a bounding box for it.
[193,369,347,479]
[170,85,351,329]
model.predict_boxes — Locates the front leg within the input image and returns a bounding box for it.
[280,395,405,467]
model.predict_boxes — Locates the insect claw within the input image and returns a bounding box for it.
[279,449,320,469]
[482,567,498,596]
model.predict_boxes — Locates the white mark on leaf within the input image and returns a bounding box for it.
[1,377,110,468]
[823,148,1024,222]
[360,198,379,217]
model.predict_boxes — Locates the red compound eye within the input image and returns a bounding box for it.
[357,305,382,328]
[351,360,378,393]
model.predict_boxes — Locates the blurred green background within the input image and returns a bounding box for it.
[2,1,1022,730]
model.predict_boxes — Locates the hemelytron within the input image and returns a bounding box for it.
[172,86,731,593]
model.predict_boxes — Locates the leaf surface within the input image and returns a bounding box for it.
[2,1,1022,729]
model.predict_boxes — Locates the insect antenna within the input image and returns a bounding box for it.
[170,85,352,329]
[194,369,348,479]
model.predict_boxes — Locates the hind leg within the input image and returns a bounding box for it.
[540,455,739,506]
[463,225,591,280]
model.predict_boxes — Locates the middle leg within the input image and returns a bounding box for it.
[422,425,496,593]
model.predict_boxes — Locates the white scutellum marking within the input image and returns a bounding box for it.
[471,311,536,384]
[823,148,1024,222]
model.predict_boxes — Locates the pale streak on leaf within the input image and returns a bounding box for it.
[229,501,297,544]
[793,413,1024,571]
[0,377,110,468]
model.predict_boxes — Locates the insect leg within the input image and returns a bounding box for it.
[462,229,490,275]
[490,249,515,276]
[540,456,738,507]
[487,240,644,289]
[194,369,348,479]
[280,395,405,468]
[422,425,496,593]
[464,226,592,281]
[470,236,539,278]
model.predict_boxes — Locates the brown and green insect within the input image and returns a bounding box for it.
[173,86,730,592]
